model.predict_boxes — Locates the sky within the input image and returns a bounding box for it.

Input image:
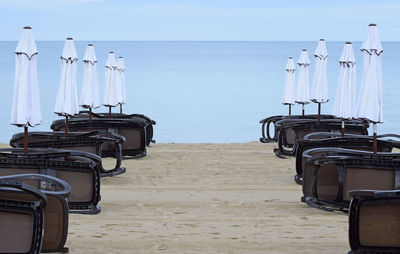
[0,0,399,41]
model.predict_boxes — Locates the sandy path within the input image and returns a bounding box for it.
[67,142,348,253]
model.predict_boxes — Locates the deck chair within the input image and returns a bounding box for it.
[0,174,71,253]
[0,148,101,214]
[274,119,369,158]
[77,110,156,146]
[294,133,400,184]
[51,116,147,158]
[301,148,400,212]
[348,189,400,253]
[259,114,335,143]
[10,131,126,177]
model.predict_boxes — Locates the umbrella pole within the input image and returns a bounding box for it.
[65,116,69,135]
[302,104,305,116]
[120,104,122,114]
[341,120,345,137]
[288,105,291,116]
[89,108,92,120]
[24,126,28,155]
[373,123,377,155]
[318,103,321,123]
[109,106,112,118]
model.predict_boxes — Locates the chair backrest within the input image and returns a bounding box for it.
[349,190,400,253]
[0,148,101,214]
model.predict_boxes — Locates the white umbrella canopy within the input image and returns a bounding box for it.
[282,57,295,115]
[295,49,311,115]
[356,24,383,154]
[54,38,79,117]
[11,26,42,127]
[332,42,357,119]
[116,56,126,106]
[311,39,329,104]
[103,51,118,108]
[80,44,100,111]
[356,24,383,123]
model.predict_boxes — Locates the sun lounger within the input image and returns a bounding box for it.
[0,174,71,253]
[51,116,148,158]
[294,133,400,184]
[274,119,369,158]
[9,131,126,177]
[259,114,335,143]
[348,189,400,253]
[301,148,400,212]
[0,148,101,214]
[76,110,156,146]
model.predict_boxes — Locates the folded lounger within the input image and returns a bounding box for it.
[9,131,126,177]
[348,189,400,254]
[259,114,335,143]
[294,133,400,184]
[274,119,369,157]
[0,174,71,253]
[76,110,156,146]
[51,117,147,158]
[0,148,101,214]
[301,148,400,212]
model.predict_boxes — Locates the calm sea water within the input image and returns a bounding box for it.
[0,41,399,143]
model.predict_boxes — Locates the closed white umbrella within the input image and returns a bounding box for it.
[311,39,329,121]
[332,42,357,136]
[11,26,42,154]
[282,57,296,115]
[80,44,100,119]
[295,49,311,116]
[356,24,383,154]
[54,37,79,134]
[116,56,126,114]
[103,51,118,116]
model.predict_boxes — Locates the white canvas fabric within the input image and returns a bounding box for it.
[332,43,357,119]
[11,27,42,127]
[116,57,126,105]
[54,38,79,116]
[311,40,329,103]
[282,57,296,105]
[103,52,118,107]
[80,44,100,109]
[295,50,310,104]
[356,24,383,123]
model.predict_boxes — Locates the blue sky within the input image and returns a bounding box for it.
[0,0,399,41]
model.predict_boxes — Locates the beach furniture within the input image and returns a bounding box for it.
[294,133,400,184]
[273,118,368,157]
[0,148,101,214]
[348,189,400,253]
[0,174,70,253]
[9,130,126,177]
[301,147,400,212]
[51,113,151,158]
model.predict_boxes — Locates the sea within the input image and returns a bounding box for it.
[0,41,399,143]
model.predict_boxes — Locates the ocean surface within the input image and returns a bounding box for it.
[0,41,399,143]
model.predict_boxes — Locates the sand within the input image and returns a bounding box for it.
[66,142,349,253]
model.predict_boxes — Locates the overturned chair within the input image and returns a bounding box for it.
[348,189,400,254]
[10,131,126,177]
[301,148,400,212]
[294,133,400,184]
[259,114,335,143]
[0,148,101,214]
[274,118,369,158]
[51,114,149,158]
[0,173,71,253]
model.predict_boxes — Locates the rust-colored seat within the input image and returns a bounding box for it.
[348,189,400,253]
[10,131,126,177]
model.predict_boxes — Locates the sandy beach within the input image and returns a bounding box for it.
[64,142,348,253]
